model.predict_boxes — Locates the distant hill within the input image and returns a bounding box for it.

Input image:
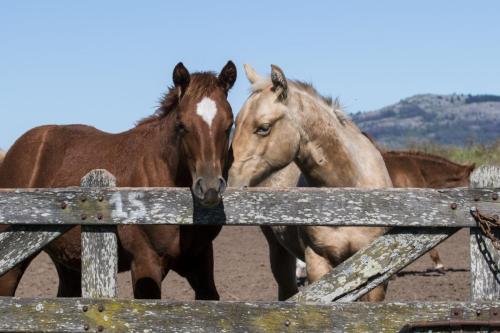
[352,94,500,148]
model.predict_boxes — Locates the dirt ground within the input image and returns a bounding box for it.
[16,227,470,301]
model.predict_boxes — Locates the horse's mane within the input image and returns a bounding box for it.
[136,72,219,126]
[250,77,349,125]
[384,150,474,169]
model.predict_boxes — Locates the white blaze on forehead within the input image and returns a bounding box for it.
[196,97,218,128]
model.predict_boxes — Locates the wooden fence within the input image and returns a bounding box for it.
[0,165,499,332]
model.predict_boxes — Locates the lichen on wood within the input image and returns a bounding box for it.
[80,169,118,298]
[1,297,499,333]
[0,187,497,226]
[470,165,500,301]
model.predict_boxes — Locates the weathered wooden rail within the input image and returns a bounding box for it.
[0,166,498,332]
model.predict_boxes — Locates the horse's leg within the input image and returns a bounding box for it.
[130,248,163,299]
[429,249,444,270]
[184,243,219,300]
[54,262,81,297]
[304,246,332,283]
[261,226,298,300]
[0,255,35,296]
[128,242,164,299]
[118,226,163,299]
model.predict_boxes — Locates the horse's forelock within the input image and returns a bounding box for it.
[136,72,222,127]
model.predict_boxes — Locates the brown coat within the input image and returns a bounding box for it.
[0,61,237,299]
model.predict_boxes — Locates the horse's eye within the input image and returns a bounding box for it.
[255,123,271,136]
[176,122,188,134]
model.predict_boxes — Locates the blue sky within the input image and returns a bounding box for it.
[1,1,499,149]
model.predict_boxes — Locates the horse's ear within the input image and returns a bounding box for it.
[218,61,237,93]
[244,64,262,84]
[271,64,288,102]
[173,62,190,96]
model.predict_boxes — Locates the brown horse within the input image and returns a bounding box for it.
[0,61,236,299]
[384,150,474,269]
[383,150,474,188]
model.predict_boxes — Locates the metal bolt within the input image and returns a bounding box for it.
[82,305,88,312]
[494,310,498,316]
[98,195,104,202]
[453,310,459,316]
[450,202,458,210]
[97,325,104,332]
[81,196,87,202]
[474,196,480,202]
[81,214,87,221]
[83,324,90,331]
[476,309,481,316]
[98,304,104,312]
[97,213,103,220]
[493,193,499,201]
[61,202,67,209]
[284,319,290,327]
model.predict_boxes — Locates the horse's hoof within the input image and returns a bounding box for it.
[433,264,445,274]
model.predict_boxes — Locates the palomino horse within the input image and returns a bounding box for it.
[262,149,474,288]
[228,64,393,301]
[0,150,5,166]
[0,61,236,299]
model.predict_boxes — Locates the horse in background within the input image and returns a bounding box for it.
[0,61,236,299]
[382,150,474,188]
[229,64,393,301]
[0,149,5,165]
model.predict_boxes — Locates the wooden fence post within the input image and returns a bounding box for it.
[470,165,500,300]
[80,169,118,298]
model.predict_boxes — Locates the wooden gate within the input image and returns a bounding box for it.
[0,165,499,332]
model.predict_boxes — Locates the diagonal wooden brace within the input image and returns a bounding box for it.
[290,227,459,303]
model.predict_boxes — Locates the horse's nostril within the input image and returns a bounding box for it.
[193,177,204,198]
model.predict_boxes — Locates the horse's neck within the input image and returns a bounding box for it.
[292,95,391,188]
[130,115,190,186]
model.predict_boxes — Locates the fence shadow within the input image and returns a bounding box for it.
[192,200,227,225]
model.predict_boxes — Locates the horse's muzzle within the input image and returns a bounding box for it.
[192,176,226,208]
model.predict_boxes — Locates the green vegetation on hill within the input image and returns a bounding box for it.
[405,140,500,167]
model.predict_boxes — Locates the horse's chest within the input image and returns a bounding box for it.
[44,227,82,269]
